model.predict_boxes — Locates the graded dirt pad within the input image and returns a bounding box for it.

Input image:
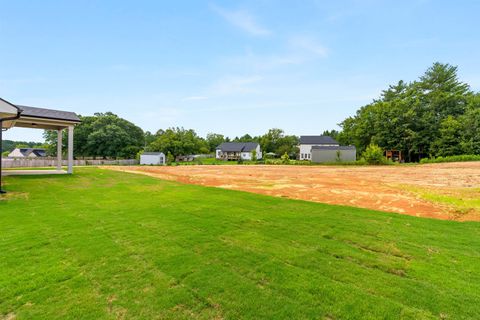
[106,162,480,221]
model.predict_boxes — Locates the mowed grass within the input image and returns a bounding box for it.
[1,168,479,319]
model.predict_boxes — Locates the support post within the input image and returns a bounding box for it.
[0,121,5,194]
[57,129,63,171]
[67,125,74,174]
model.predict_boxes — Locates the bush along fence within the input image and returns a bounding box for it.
[419,155,480,164]
[1,158,138,168]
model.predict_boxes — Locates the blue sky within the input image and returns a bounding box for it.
[2,0,479,142]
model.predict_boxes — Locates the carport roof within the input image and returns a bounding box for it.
[16,105,81,122]
[1,97,81,130]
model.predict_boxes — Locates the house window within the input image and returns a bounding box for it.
[308,153,311,159]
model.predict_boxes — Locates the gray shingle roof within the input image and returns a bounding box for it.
[19,148,47,157]
[217,142,259,152]
[16,105,81,122]
[311,145,356,151]
[299,135,338,145]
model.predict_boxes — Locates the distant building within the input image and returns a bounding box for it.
[299,136,356,163]
[311,146,356,163]
[298,136,339,160]
[8,148,47,158]
[216,142,262,161]
[175,155,195,162]
[140,152,165,165]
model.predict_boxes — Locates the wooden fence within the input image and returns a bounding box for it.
[1,158,138,168]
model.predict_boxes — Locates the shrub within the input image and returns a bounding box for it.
[335,150,342,162]
[420,154,480,164]
[166,152,174,165]
[251,149,257,161]
[135,150,144,161]
[281,152,290,164]
[362,144,386,165]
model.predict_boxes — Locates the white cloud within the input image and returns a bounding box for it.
[210,75,263,95]
[220,36,328,73]
[132,106,183,132]
[289,36,328,58]
[211,4,271,36]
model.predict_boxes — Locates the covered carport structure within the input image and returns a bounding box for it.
[1,97,81,193]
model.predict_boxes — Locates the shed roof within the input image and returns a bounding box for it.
[217,142,259,152]
[299,135,338,145]
[142,152,165,155]
[311,145,356,151]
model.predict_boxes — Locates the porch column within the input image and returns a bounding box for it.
[67,125,74,174]
[57,129,63,171]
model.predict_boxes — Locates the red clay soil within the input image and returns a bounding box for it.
[105,162,480,221]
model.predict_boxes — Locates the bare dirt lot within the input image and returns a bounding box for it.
[106,162,480,221]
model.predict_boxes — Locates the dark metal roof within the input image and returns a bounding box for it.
[299,135,338,145]
[311,145,356,151]
[16,105,81,122]
[217,142,259,152]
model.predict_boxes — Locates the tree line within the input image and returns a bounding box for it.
[145,127,300,159]
[337,63,480,162]
[6,62,478,162]
[39,113,303,159]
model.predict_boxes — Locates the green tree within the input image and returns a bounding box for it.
[362,144,385,165]
[260,128,284,153]
[322,129,340,141]
[234,134,257,142]
[44,112,144,159]
[339,62,474,161]
[432,116,463,156]
[260,129,299,157]
[460,94,480,154]
[144,131,156,147]
[206,133,225,152]
[147,127,206,158]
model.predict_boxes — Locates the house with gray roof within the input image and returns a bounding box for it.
[216,142,262,161]
[8,148,47,158]
[299,135,340,160]
[299,135,356,162]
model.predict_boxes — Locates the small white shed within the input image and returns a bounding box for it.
[140,152,166,165]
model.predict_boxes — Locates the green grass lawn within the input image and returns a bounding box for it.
[1,168,479,319]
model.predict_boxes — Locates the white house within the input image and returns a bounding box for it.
[140,152,166,165]
[298,136,339,160]
[8,148,47,158]
[216,142,262,161]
